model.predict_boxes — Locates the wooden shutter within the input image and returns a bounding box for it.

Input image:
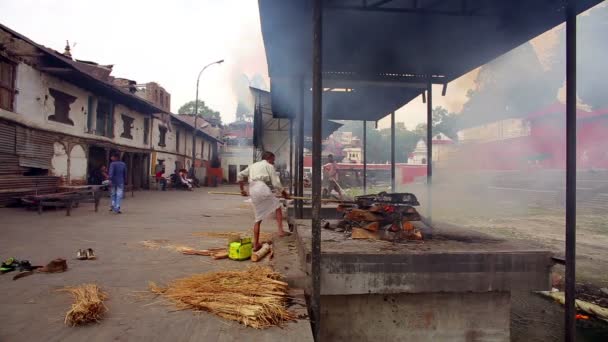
[87,96,94,132]
[107,102,115,138]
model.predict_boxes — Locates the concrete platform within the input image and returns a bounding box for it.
[291,219,554,341]
[287,205,343,220]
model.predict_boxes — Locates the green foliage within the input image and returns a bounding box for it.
[335,106,458,164]
[177,100,222,123]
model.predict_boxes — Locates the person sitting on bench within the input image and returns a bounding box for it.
[179,169,193,190]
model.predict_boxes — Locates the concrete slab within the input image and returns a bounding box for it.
[293,219,553,295]
[0,187,313,342]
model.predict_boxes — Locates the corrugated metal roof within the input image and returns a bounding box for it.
[258,0,603,122]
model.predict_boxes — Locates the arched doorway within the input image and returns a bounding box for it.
[69,144,87,185]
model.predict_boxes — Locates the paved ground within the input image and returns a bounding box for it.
[0,186,312,342]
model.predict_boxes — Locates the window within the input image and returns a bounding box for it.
[176,130,181,152]
[201,140,205,158]
[421,158,427,165]
[143,118,150,145]
[120,114,134,139]
[158,126,167,147]
[0,57,16,111]
[96,99,114,137]
[160,93,164,107]
[48,88,75,125]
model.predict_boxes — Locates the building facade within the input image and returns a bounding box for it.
[0,24,222,205]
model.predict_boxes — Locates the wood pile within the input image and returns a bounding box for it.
[329,194,424,242]
[149,266,294,328]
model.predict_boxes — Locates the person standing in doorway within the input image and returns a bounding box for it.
[108,151,127,214]
[238,151,290,251]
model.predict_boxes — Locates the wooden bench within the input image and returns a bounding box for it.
[20,185,105,216]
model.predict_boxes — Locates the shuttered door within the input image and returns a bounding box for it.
[0,121,16,154]
[16,126,54,169]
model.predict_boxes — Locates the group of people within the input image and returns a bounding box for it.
[154,160,198,191]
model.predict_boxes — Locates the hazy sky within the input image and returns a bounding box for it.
[0,0,268,124]
[0,0,578,129]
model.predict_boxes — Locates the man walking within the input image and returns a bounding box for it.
[108,151,127,213]
[323,154,343,199]
[238,151,290,251]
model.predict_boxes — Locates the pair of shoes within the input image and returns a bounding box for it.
[76,249,96,260]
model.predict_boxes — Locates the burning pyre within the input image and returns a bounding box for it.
[326,192,424,242]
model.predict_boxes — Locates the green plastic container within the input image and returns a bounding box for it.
[228,237,252,261]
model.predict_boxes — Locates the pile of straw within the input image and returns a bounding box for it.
[61,284,108,326]
[193,231,273,241]
[150,266,294,328]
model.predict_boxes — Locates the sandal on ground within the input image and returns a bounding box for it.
[86,248,96,260]
[76,249,87,260]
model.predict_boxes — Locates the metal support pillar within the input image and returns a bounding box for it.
[311,0,323,338]
[297,77,305,219]
[427,81,433,224]
[390,112,395,192]
[363,120,367,194]
[289,119,294,195]
[565,3,577,341]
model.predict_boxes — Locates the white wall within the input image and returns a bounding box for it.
[51,142,68,179]
[0,62,150,150]
[114,104,148,148]
[69,144,87,183]
[220,145,252,181]
[151,118,177,152]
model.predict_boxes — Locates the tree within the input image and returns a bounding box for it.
[178,100,222,123]
[432,106,459,140]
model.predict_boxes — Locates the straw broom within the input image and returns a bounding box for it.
[61,284,108,326]
[149,266,295,328]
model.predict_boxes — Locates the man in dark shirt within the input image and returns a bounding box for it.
[108,151,127,213]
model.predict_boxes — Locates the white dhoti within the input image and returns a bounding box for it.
[249,180,281,222]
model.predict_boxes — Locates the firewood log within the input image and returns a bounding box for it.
[363,222,380,232]
[345,209,384,222]
[251,243,272,262]
[351,227,380,240]
[212,251,229,259]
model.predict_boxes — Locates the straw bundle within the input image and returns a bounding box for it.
[61,284,108,326]
[150,266,294,328]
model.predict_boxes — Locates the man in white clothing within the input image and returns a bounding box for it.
[238,151,290,251]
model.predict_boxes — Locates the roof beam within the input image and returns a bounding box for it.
[322,72,446,86]
[324,4,489,16]
[369,0,394,8]
[39,67,73,73]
